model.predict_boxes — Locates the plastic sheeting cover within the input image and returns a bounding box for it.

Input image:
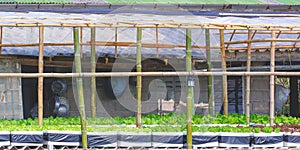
[11,133,43,143]
[44,132,81,143]
[0,134,9,142]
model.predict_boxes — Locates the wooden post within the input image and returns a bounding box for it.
[205,29,214,116]
[73,27,88,148]
[220,29,228,115]
[246,30,252,124]
[38,26,44,126]
[186,28,193,150]
[115,27,118,58]
[270,31,275,126]
[136,27,142,128]
[91,27,96,118]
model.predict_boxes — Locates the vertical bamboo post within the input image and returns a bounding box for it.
[80,27,83,58]
[136,27,142,128]
[156,25,159,58]
[205,29,214,116]
[115,27,118,58]
[73,27,88,148]
[270,31,275,126]
[220,29,228,115]
[91,27,96,118]
[246,30,252,124]
[38,26,44,126]
[186,28,193,150]
[0,27,2,54]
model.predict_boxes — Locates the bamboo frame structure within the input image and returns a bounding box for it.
[73,27,88,148]
[38,26,44,126]
[186,28,193,150]
[206,29,214,116]
[220,29,228,115]
[90,27,96,118]
[246,30,252,124]
[136,27,142,128]
[115,27,118,58]
[270,31,275,126]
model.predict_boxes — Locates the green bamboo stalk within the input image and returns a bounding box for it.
[220,29,228,115]
[91,27,96,118]
[186,28,193,150]
[73,27,88,148]
[136,27,142,128]
[205,29,214,116]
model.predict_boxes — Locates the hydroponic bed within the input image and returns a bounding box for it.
[1,114,300,149]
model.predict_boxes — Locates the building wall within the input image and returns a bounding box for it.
[0,58,23,119]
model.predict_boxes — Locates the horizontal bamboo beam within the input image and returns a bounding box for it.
[225,38,300,45]
[224,31,300,35]
[2,71,300,78]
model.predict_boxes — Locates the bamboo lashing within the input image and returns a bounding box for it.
[246,30,252,125]
[220,29,228,115]
[73,27,88,148]
[270,31,275,126]
[38,26,44,126]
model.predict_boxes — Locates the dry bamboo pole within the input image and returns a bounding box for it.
[38,26,44,126]
[90,27,96,118]
[293,34,300,47]
[80,27,83,58]
[246,30,252,125]
[115,27,118,58]
[3,71,300,78]
[226,29,236,49]
[73,27,88,148]
[186,28,193,150]
[220,29,228,115]
[206,29,214,116]
[225,38,300,44]
[251,30,257,40]
[0,27,2,54]
[156,25,159,58]
[136,27,142,128]
[270,31,275,126]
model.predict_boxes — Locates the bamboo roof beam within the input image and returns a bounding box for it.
[225,38,300,45]
[293,34,300,47]
[226,29,236,49]
[3,71,300,78]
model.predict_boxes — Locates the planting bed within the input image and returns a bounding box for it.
[0,114,300,148]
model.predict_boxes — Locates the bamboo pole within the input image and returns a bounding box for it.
[186,28,193,150]
[246,30,252,124]
[220,29,228,115]
[270,31,275,126]
[73,27,88,148]
[0,27,2,54]
[206,29,214,116]
[225,38,300,45]
[156,25,159,58]
[90,27,96,118]
[2,71,300,78]
[136,27,142,128]
[38,26,44,126]
[115,27,118,58]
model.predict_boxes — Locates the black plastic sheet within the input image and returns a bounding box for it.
[191,135,218,145]
[88,133,117,147]
[11,133,43,143]
[284,134,300,143]
[253,135,283,145]
[219,135,250,145]
[153,133,183,145]
[0,133,9,142]
[118,133,152,147]
[44,132,81,143]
